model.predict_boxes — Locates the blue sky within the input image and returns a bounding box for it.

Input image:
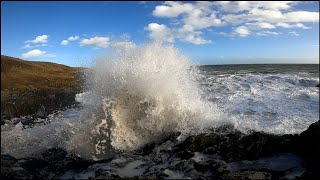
[1,1,319,66]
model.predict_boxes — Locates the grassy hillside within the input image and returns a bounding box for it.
[1,55,87,120]
[1,55,84,91]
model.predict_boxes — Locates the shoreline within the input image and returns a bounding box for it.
[1,120,319,179]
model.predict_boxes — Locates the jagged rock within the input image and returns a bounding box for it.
[221,171,272,180]
[1,121,319,179]
[42,148,68,162]
[174,127,297,162]
[16,158,48,171]
[175,150,194,160]
[295,120,320,178]
[93,169,121,179]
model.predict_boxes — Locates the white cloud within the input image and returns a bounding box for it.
[80,36,110,48]
[246,22,275,29]
[68,36,79,41]
[146,23,212,45]
[183,9,225,30]
[215,1,297,13]
[284,11,319,23]
[235,26,250,37]
[146,23,174,42]
[223,8,319,24]
[21,49,46,58]
[61,40,69,45]
[22,44,32,49]
[149,1,318,43]
[60,36,80,46]
[289,31,299,36]
[152,1,193,17]
[295,23,311,29]
[183,33,212,44]
[22,43,48,49]
[176,25,212,44]
[25,35,49,44]
[256,31,280,36]
[149,2,224,44]
[276,22,311,29]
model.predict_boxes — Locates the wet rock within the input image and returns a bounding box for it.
[141,142,155,155]
[20,115,34,125]
[174,133,223,153]
[126,174,159,179]
[41,148,69,173]
[1,154,18,178]
[1,88,79,120]
[16,158,48,171]
[1,154,17,161]
[295,120,320,178]
[221,171,272,180]
[35,105,47,119]
[175,150,194,160]
[1,120,319,179]
[42,148,68,162]
[1,166,36,179]
[1,157,47,179]
[193,160,215,172]
[174,127,297,162]
[93,169,121,179]
[215,160,229,174]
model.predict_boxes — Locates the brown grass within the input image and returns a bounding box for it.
[1,55,85,91]
[1,55,90,118]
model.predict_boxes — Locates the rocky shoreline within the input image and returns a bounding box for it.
[1,55,86,124]
[1,120,319,179]
[1,87,80,126]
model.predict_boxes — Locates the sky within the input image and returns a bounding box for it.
[1,1,319,66]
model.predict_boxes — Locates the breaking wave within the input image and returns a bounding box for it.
[1,42,224,159]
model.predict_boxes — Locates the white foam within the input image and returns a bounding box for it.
[206,72,319,134]
[117,160,146,177]
[84,42,224,151]
[1,42,224,159]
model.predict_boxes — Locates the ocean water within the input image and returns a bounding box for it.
[200,64,319,134]
[1,43,319,161]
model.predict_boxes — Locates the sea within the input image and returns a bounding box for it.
[1,43,319,178]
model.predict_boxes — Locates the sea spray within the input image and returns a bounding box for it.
[79,42,224,152]
[1,42,224,159]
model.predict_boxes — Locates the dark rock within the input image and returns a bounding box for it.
[17,158,48,171]
[174,127,297,162]
[1,166,36,179]
[20,115,34,125]
[1,157,48,179]
[171,160,193,171]
[142,142,155,155]
[316,84,319,87]
[64,154,93,170]
[221,171,272,180]
[1,120,319,179]
[93,169,121,179]
[193,160,215,172]
[42,148,67,162]
[175,150,194,160]
[128,174,159,179]
[1,88,79,120]
[1,154,16,161]
[174,133,224,153]
[35,105,47,118]
[295,120,320,178]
